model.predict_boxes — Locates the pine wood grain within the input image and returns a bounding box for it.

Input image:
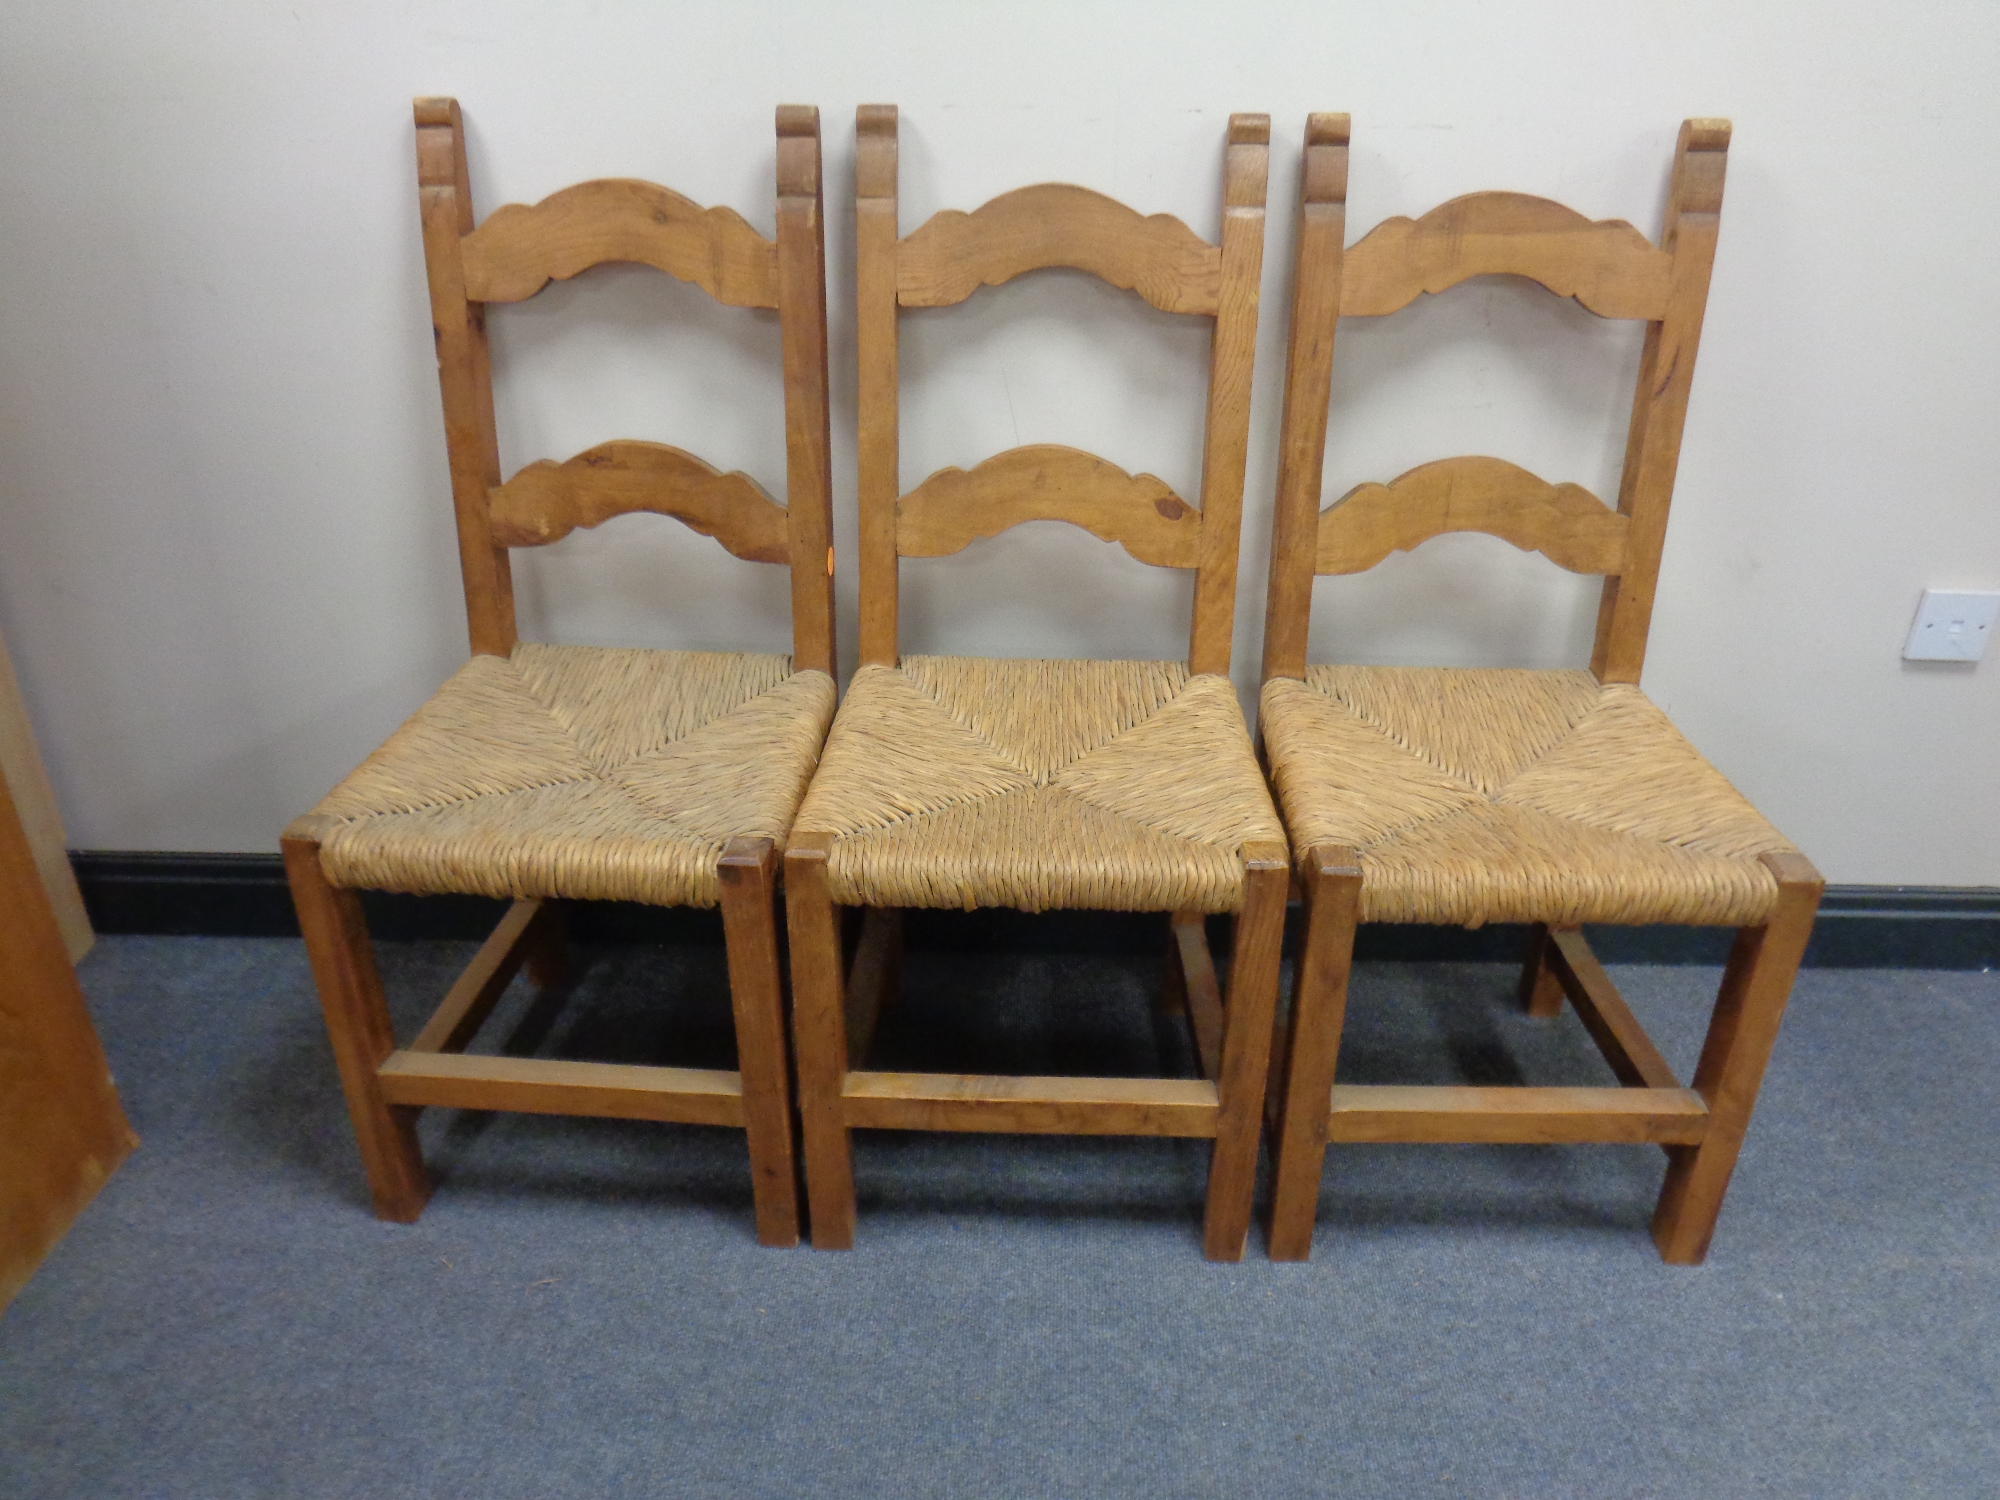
[1342,191,1672,319]
[461,178,779,308]
[1186,114,1270,677]
[0,625,90,961]
[783,831,858,1248]
[719,836,802,1247]
[1315,456,1629,575]
[896,444,1201,568]
[855,104,902,667]
[1261,114,1350,683]
[1266,844,1360,1261]
[0,768,134,1310]
[775,104,839,677]
[488,441,791,559]
[896,183,1222,314]
[282,835,431,1221]
[1202,837,1287,1260]
[1327,1085,1710,1144]
[378,1052,746,1125]
[841,1073,1219,1136]
[1652,848,1821,1262]
[414,97,516,657]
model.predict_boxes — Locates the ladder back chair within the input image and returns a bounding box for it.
[281,100,838,1247]
[784,106,1289,1261]
[1259,116,1821,1263]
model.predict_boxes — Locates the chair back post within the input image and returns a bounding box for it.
[775,105,837,677]
[1590,119,1731,683]
[855,104,902,667]
[1186,114,1271,677]
[1259,114,1349,685]
[413,97,516,658]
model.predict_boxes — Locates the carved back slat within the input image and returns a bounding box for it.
[1341,192,1673,320]
[896,446,1202,569]
[412,99,835,672]
[1314,458,1629,576]
[487,442,790,559]
[460,180,780,307]
[1263,117,1730,686]
[895,185,1223,315]
[853,106,1271,674]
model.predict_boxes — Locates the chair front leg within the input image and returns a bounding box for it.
[719,837,802,1249]
[281,836,430,1222]
[784,832,857,1249]
[1202,841,1291,1262]
[1266,844,1362,1261]
[1651,851,1822,1264]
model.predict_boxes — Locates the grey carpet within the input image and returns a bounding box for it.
[2,933,1995,1498]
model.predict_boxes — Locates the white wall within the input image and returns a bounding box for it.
[0,0,1995,885]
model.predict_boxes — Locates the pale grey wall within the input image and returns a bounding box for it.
[0,0,1995,884]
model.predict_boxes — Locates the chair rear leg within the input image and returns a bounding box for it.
[1201,842,1290,1262]
[1157,912,1192,1016]
[1652,852,1822,1263]
[1266,845,1362,1261]
[784,833,857,1249]
[523,898,571,990]
[1518,922,1566,1018]
[281,836,430,1222]
[719,838,802,1249]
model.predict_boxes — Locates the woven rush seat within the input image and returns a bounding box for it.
[1261,665,1795,928]
[287,644,835,908]
[793,656,1284,913]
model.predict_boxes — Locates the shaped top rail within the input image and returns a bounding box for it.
[896,184,1224,316]
[1341,192,1673,320]
[459,179,780,307]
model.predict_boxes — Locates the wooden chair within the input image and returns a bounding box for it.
[281,100,837,1247]
[1259,116,1821,1263]
[782,106,1287,1262]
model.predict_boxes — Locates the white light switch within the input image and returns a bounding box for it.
[1904,590,2000,662]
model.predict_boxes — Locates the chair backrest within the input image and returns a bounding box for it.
[1262,115,1730,686]
[854,106,1270,676]
[412,98,836,675]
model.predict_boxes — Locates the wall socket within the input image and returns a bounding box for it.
[1903,590,2000,662]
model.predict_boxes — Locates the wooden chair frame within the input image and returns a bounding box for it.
[282,100,836,1247]
[1260,116,1822,1263]
[784,105,1286,1261]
